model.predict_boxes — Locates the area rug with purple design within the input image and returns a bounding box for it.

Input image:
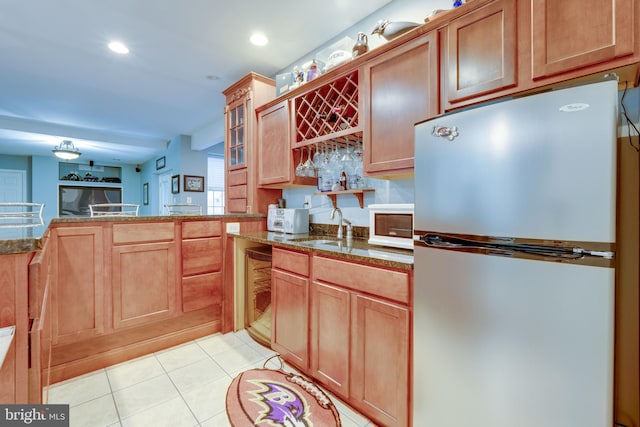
[225,356,341,426]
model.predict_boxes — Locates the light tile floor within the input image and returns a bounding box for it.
[48,330,375,427]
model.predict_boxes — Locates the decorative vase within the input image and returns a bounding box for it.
[352,32,369,58]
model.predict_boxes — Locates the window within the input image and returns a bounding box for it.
[207,155,225,214]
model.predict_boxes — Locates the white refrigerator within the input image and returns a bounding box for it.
[413,77,618,427]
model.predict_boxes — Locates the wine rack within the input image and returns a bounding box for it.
[294,69,360,146]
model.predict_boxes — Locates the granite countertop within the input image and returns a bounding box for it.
[0,214,265,255]
[233,231,414,270]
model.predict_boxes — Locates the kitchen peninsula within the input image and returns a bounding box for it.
[0,214,265,404]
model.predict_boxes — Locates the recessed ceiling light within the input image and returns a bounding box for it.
[250,33,268,46]
[108,41,129,54]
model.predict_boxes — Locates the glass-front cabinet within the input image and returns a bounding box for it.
[227,100,245,169]
[222,72,281,214]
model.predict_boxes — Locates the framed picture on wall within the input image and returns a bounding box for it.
[156,156,166,170]
[143,182,149,205]
[171,175,180,193]
[184,175,204,192]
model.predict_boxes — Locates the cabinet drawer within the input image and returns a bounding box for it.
[182,272,222,312]
[228,184,247,199]
[228,198,247,213]
[113,222,174,244]
[273,247,309,277]
[228,169,248,186]
[182,220,222,239]
[313,256,409,304]
[182,237,222,276]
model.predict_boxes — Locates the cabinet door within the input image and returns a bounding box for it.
[310,281,350,398]
[112,242,176,329]
[351,294,410,427]
[51,226,104,345]
[226,97,247,170]
[258,100,291,185]
[362,31,438,175]
[531,0,636,79]
[271,269,308,370]
[443,0,517,107]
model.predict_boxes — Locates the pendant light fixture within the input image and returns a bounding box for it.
[52,140,82,160]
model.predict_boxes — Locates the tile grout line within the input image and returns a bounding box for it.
[103,367,124,426]
[151,350,203,425]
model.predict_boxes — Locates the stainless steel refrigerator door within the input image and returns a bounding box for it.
[413,246,614,427]
[414,79,618,244]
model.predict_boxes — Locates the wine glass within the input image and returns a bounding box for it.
[295,147,305,176]
[301,146,315,176]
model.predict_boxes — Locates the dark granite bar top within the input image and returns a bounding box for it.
[233,231,414,270]
[0,214,265,255]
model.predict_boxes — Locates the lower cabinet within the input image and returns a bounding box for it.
[181,220,223,313]
[312,256,411,427]
[271,248,309,370]
[351,293,409,427]
[50,226,105,345]
[272,248,412,427]
[112,241,176,329]
[112,222,177,329]
[310,282,350,397]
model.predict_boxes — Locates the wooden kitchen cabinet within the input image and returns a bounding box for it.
[223,73,281,213]
[441,0,518,109]
[181,220,223,313]
[0,252,31,403]
[362,31,439,176]
[271,248,309,370]
[28,238,52,403]
[310,281,350,398]
[351,294,410,427]
[530,0,637,80]
[257,99,316,187]
[50,226,105,345]
[311,255,411,427]
[112,222,176,329]
[257,100,292,186]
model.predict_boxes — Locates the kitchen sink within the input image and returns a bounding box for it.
[293,239,339,246]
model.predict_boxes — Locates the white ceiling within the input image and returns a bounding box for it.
[0,0,392,164]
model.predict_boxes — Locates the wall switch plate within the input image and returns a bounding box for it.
[304,195,312,208]
[186,197,192,203]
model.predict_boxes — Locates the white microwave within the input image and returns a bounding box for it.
[368,204,414,250]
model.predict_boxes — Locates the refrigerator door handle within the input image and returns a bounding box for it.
[418,233,610,261]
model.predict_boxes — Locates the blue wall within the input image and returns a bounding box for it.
[137,134,209,216]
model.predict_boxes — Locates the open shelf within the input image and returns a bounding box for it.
[314,189,374,208]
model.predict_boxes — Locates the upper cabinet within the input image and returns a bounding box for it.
[362,31,439,176]
[530,0,637,79]
[441,0,517,109]
[441,0,639,111]
[258,100,290,186]
[257,100,316,188]
[246,0,639,181]
[223,73,281,213]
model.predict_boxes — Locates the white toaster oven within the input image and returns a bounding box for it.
[267,207,309,234]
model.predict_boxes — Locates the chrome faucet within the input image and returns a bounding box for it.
[330,207,343,239]
[330,207,353,240]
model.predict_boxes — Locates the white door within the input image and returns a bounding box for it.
[158,171,173,215]
[0,169,26,202]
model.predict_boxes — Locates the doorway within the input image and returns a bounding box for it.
[158,171,173,215]
[0,169,27,202]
